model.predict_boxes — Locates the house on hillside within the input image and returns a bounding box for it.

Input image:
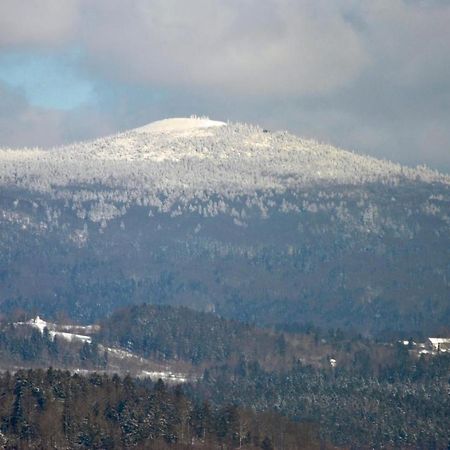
[427,338,450,353]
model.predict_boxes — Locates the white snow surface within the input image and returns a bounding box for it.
[134,117,226,135]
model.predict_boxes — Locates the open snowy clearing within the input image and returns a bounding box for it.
[133,116,226,136]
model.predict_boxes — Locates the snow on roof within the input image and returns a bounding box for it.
[428,338,450,345]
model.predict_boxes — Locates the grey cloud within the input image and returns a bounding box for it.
[2,1,449,96]
[0,81,114,148]
[0,83,64,147]
[356,1,450,86]
[0,0,79,48]
[1,0,370,95]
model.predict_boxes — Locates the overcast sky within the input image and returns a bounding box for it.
[0,0,449,171]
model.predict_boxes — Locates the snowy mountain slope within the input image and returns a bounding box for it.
[0,117,449,334]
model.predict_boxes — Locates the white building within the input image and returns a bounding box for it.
[427,338,450,353]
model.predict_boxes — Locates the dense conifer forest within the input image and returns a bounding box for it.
[0,369,330,449]
[0,304,449,448]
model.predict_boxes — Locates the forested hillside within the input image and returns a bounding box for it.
[1,118,449,335]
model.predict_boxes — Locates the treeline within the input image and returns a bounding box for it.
[0,369,326,449]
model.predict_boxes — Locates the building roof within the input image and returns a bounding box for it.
[428,338,450,345]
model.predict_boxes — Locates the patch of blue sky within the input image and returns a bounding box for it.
[0,49,96,110]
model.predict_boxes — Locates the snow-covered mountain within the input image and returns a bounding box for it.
[0,117,449,335]
[1,116,448,223]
